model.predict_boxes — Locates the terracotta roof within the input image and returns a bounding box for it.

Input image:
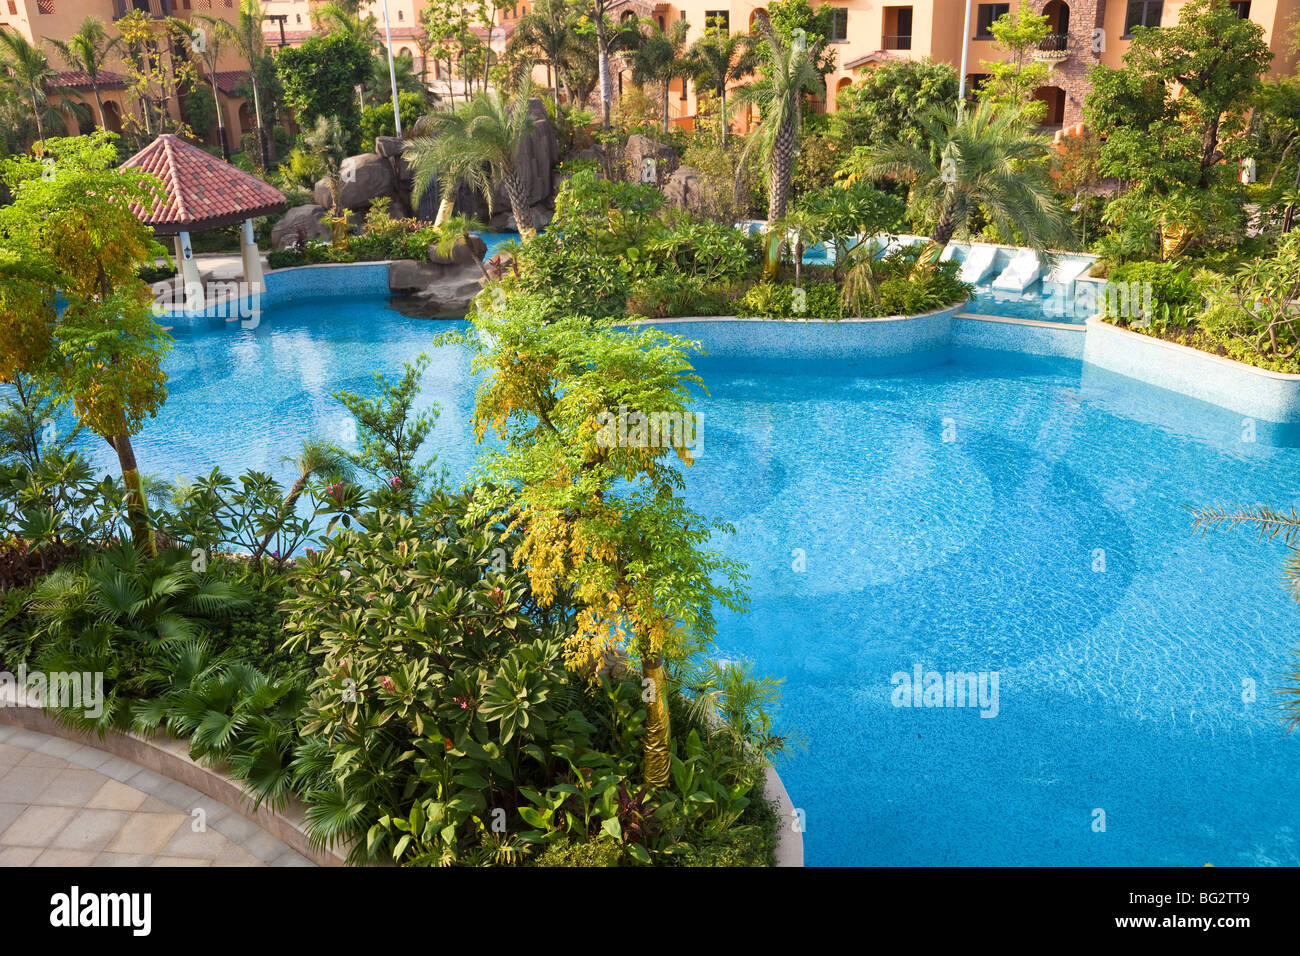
[207,70,251,96]
[121,134,286,234]
[53,69,127,91]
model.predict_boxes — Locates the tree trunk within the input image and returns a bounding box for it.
[662,78,670,133]
[1198,113,1221,191]
[720,84,727,147]
[210,77,230,162]
[256,470,309,560]
[92,85,107,131]
[763,113,796,278]
[504,170,536,238]
[929,201,959,247]
[433,191,455,227]
[250,76,271,171]
[596,16,612,129]
[107,432,154,555]
[29,81,45,143]
[641,652,671,788]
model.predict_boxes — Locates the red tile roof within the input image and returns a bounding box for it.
[53,69,127,91]
[207,70,251,96]
[121,134,286,234]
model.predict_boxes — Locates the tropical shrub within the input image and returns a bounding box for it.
[1099,260,1205,332]
[736,281,843,320]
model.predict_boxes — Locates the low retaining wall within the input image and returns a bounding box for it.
[1083,317,1300,425]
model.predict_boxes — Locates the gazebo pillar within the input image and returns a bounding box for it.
[174,231,205,313]
[240,218,265,295]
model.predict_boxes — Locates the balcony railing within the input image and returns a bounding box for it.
[882,34,913,51]
[1033,33,1070,59]
[113,0,174,20]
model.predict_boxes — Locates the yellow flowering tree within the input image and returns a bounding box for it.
[459,294,747,787]
[0,132,171,549]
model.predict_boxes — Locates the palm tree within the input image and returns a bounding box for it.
[853,99,1070,260]
[256,440,352,558]
[190,15,233,160]
[301,113,348,217]
[407,84,540,238]
[314,2,379,47]
[631,17,689,133]
[0,28,79,144]
[685,16,749,147]
[733,19,822,277]
[47,17,119,133]
[513,0,575,106]
[212,0,273,170]
[432,215,492,280]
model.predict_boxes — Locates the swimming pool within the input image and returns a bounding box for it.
[68,296,1300,866]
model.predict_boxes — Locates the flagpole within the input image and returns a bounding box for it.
[381,0,402,136]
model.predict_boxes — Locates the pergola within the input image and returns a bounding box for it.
[122,134,287,314]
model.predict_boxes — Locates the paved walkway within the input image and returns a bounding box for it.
[0,725,313,867]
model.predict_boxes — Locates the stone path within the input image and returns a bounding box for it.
[0,725,313,867]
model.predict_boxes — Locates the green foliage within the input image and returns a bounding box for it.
[359,90,429,152]
[514,168,759,319]
[331,354,439,515]
[833,58,958,152]
[736,280,843,320]
[275,32,372,148]
[1099,260,1205,332]
[29,540,249,735]
[975,2,1052,123]
[1200,236,1300,370]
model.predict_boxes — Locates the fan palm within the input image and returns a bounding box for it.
[432,215,492,280]
[853,98,1070,261]
[47,17,119,134]
[685,17,750,147]
[732,19,822,278]
[0,28,80,144]
[631,18,690,134]
[314,2,379,47]
[407,84,540,238]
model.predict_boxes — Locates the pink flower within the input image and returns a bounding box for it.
[381,676,395,692]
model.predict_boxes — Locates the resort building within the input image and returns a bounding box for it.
[0,0,260,140]
[5,0,1297,142]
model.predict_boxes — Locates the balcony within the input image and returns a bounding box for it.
[112,0,174,20]
[1033,33,1070,61]
[882,34,913,51]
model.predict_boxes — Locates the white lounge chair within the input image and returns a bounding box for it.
[1042,256,1093,290]
[958,245,998,284]
[991,248,1043,292]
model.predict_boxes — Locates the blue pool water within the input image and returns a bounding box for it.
[67,296,1300,866]
[964,278,1088,324]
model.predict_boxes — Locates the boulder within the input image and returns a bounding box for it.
[314,153,399,213]
[663,165,707,214]
[388,259,439,294]
[428,233,488,267]
[271,204,330,249]
[623,134,678,185]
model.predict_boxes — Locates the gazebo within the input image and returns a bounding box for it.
[122,134,287,313]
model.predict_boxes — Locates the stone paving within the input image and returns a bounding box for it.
[0,725,314,867]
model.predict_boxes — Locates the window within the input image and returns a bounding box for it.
[36,0,54,12]
[831,7,848,41]
[6,0,15,12]
[1123,0,1162,34]
[705,10,730,33]
[975,4,1009,38]
[295,13,301,22]
[883,6,912,49]
[397,9,403,20]
[1229,0,1250,17]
